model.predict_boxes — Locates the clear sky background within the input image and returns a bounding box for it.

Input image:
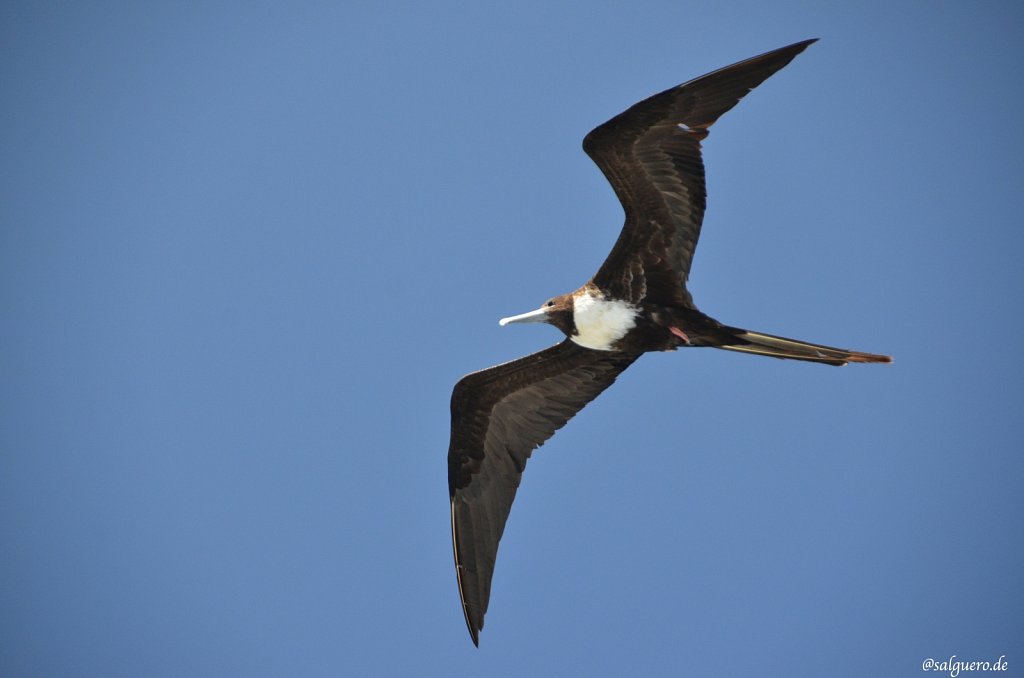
[3,2,1022,677]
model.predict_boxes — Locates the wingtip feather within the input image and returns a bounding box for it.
[452,500,483,647]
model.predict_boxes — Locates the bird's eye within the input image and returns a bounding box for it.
[545,300,555,308]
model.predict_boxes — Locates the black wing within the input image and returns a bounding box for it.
[584,39,817,306]
[448,340,640,645]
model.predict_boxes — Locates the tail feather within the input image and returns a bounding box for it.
[718,329,893,366]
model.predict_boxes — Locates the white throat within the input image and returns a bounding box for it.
[570,292,638,351]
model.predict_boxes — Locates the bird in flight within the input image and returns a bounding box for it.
[447,39,891,646]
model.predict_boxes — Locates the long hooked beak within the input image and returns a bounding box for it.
[498,306,548,326]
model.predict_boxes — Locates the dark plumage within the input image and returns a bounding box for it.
[447,39,891,646]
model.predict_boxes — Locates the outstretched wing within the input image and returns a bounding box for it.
[448,340,640,645]
[584,39,817,306]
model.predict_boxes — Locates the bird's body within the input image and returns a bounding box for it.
[447,39,892,646]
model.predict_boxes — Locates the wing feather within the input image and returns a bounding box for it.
[448,340,640,644]
[584,39,817,305]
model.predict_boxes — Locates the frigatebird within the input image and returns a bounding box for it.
[447,39,891,646]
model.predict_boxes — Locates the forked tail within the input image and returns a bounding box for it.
[717,328,893,366]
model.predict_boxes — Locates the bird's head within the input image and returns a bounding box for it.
[498,292,576,337]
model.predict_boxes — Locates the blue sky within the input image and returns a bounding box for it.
[2,2,1022,676]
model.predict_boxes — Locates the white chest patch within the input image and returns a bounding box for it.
[570,293,638,351]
